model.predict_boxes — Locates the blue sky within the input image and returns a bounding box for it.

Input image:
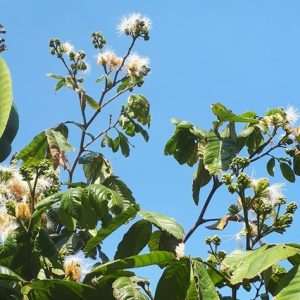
[2,0,300,295]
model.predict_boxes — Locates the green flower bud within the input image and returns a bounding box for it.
[286,202,297,214]
[228,204,239,215]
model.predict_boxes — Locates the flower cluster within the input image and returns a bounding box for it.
[97,50,122,71]
[0,164,59,241]
[118,13,151,40]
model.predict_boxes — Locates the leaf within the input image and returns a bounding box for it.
[115,220,152,259]
[204,130,238,175]
[105,74,113,88]
[112,276,148,300]
[211,103,257,124]
[95,74,105,83]
[293,151,300,176]
[83,205,139,253]
[79,152,112,184]
[35,228,58,258]
[117,76,131,93]
[155,257,190,300]
[54,78,66,91]
[119,132,130,157]
[0,265,24,282]
[280,162,295,183]
[0,103,19,162]
[187,259,219,300]
[45,129,74,152]
[192,160,212,205]
[23,279,107,299]
[139,210,184,240]
[206,215,233,231]
[267,157,276,177]
[16,131,47,161]
[274,264,300,299]
[164,121,200,166]
[0,58,13,138]
[84,251,175,281]
[223,244,299,284]
[84,94,100,110]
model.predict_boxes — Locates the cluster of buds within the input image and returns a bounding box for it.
[275,213,294,233]
[91,31,106,49]
[221,173,233,185]
[236,173,251,189]
[228,204,240,215]
[0,25,6,53]
[205,235,221,247]
[20,159,52,181]
[118,13,151,40]
[49,39,88,76]
[229,156,250,171]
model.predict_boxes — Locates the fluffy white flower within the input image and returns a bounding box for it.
[285,106,300,125]
[60,42,74,54]
[63,254,92,282]
[175,242,185,259]
[97,50,122,71]
[126,53,150,78]
[0,222,18,242]
[264,183,285,206]
[118,13,151,36]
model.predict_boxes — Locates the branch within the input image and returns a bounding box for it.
[183,176,222,243]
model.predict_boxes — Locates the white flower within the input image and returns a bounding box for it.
[60,42,74,54]
[126,53,150,79]
[285,106,300,125]
[97,50,122,71]
[118,13,151,36]
[264,183,285,206]
[175,242,185,259]
[63,254,92,282]
[0,222,18,242]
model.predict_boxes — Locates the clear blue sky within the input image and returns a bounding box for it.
[2,0,300,295]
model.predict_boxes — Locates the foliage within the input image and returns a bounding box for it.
[0,15,300,300]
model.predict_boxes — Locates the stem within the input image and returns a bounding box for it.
[183,177,222,243]
[141,285,154,300]
[239,189,252,250]
[232,285,237,300]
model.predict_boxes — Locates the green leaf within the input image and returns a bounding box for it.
[0,265,24,282]
[223,244,299,284]
[95,74,105,83]
[79,152,112,184]
[192,160,212,205]
[187,259,219,300]
[155,257,190,300]
[139,210,184,240]
[293,153,300,176]
[164,121,200,166]
[84,251,175,281]
[105,74,113,88]
[119,132,130,157]
[115,220,152,259]
[54,78,66,91]
[204,130,238,175]
[267,157,276,177]
[117,76,131,93]
[16,131,47,161]
[0,58,13,138]
[211,103,258,124]
[84,94,100,110]
[0,103,19,162]
[23,279,107,299]
[46,73,64,80]
[112,276,148,300]
[35,228,58,258]
[45,129,74,152]
[84,205,139,253]
[280,162,295,183]
[274,264,300,299]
